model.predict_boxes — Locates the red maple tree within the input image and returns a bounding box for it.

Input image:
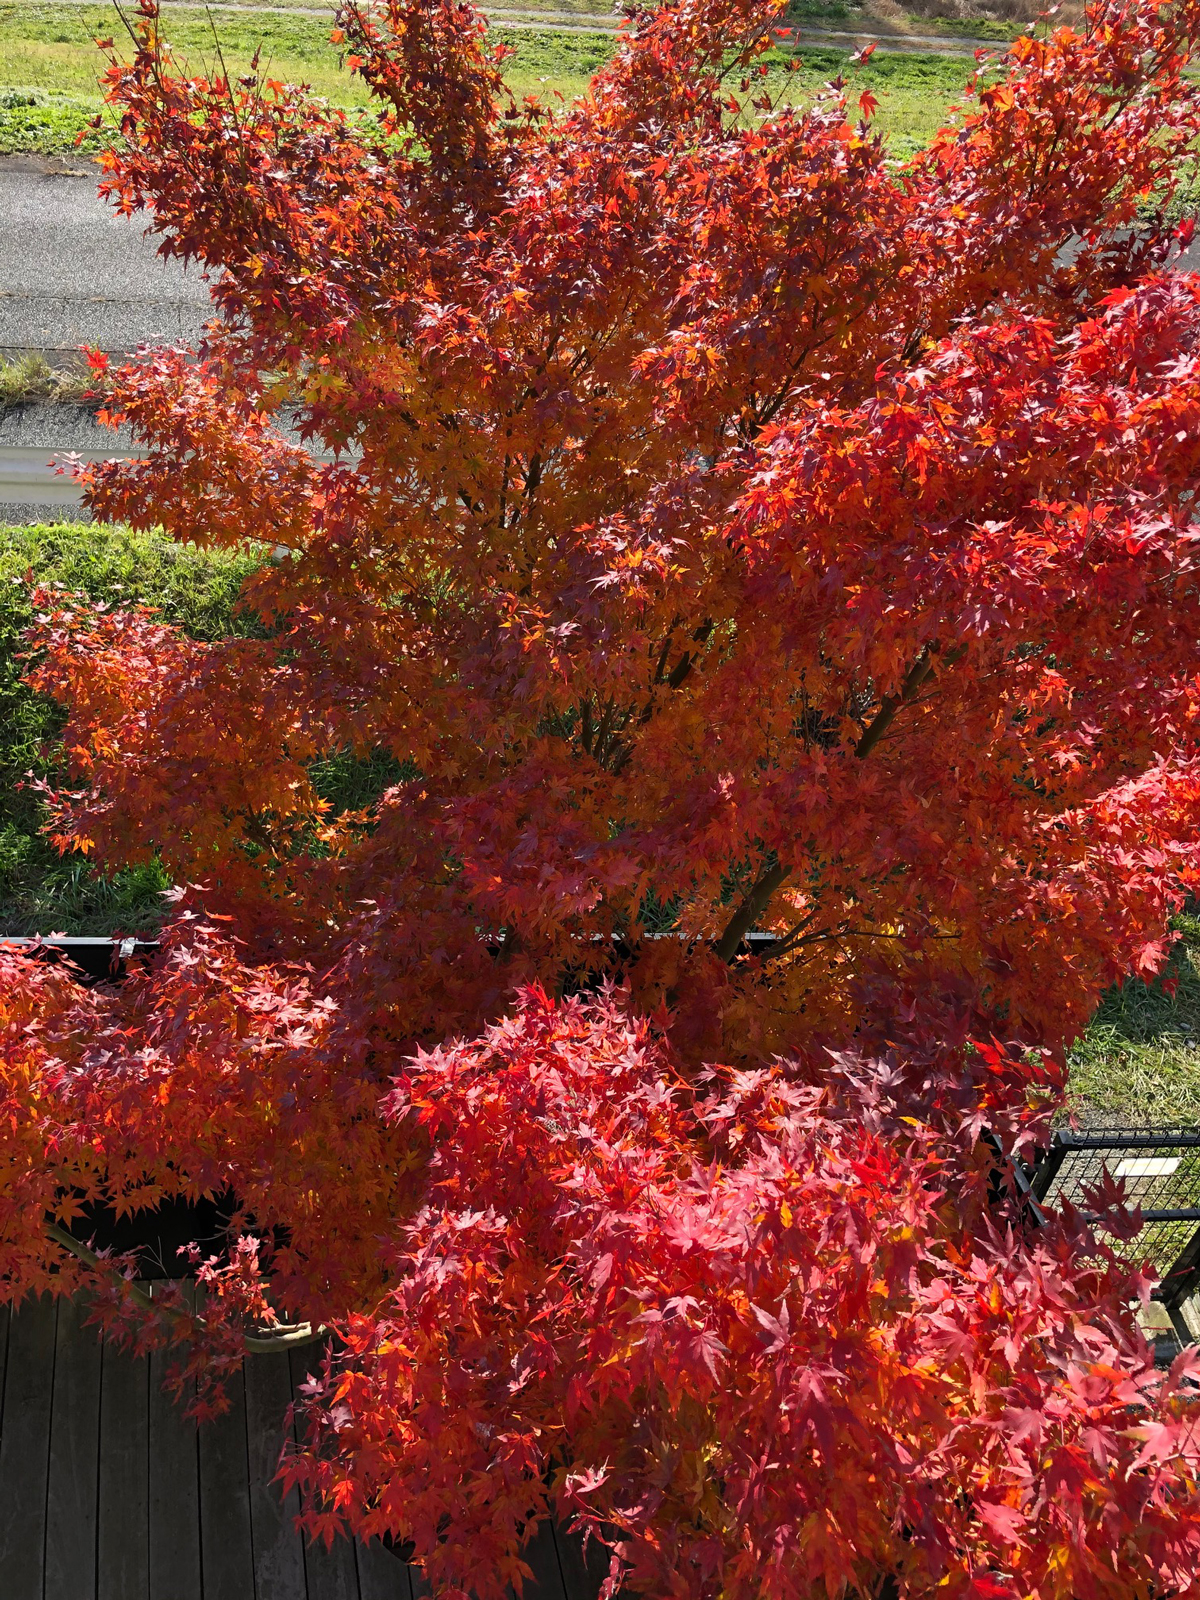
[6,0,1200,1592]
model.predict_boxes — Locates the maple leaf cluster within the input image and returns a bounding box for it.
[282,991,1200,1600]
[7,0,1200,1592]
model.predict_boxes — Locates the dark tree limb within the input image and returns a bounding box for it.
[713,859,789,964]
[45,1222,325,1353]
[715,641,965,963]
[589,620,715,777]
[854,647,935,760]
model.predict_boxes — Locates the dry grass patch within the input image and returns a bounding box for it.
[0,353,95,408]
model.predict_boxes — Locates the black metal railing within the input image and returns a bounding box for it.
[0,934,155,981]
[1021,1128,1200,1348]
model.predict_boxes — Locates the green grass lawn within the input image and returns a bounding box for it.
[0,2,981,156]
[1066,916,1200,1129]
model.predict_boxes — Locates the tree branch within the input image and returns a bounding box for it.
[713,859,788,964]
[854,647,936,760]
[45,1221,326,1355]
[715,642,965,963]
[605,621,715,776]
[768,901,825,959]
[580,697,594,755]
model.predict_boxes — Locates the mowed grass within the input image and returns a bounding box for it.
[0,2,980,154]
[1067,915,1200,1129]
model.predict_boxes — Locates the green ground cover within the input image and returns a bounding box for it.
[0,521,405,933]
[0,2,982,156]
[1067,916,1200,1128]
[0,521,261,933]
[0,82,102,152]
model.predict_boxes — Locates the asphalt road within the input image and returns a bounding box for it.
[0,156,210,358]
[2,148,1200,518]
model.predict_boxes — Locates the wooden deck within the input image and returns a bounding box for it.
[0,1295,606,1600]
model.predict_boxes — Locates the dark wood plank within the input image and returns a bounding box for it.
[550,1522,609,1600]
[289,1346,359,1600]
[198,1360,256,1600]
[0,1300,10,1431]
[245,1350,308,1600]
[0,1299,11,1509]
[521,1521,567,1600]
[305,1533,362,1600]
[98,1332,150,1600]
[356,1539,413,1600]
[360,1521,566,1600]
[0,1293,58,1600]
[45,1295,103,1600]
[148,1287,201,1600]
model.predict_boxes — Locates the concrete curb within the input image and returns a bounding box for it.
[0,445,92,509]
[0,402,133,520]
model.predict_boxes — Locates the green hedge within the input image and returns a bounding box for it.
[0,522,260,934]
[0,521,408,934]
